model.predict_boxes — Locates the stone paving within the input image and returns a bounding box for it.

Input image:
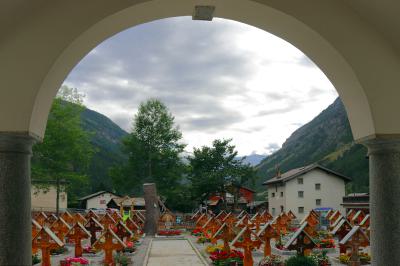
[146,238,207,266]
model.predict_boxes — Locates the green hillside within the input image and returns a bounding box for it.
[255,98,369,192]
[80,107,128,191]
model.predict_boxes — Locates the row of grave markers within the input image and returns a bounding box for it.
[32,209,146,266]
[191,208,370,266]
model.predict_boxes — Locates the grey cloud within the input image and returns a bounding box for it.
[256,105,298,117]
[265,143,280,154]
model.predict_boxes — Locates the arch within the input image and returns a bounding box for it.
[2,0,400,139]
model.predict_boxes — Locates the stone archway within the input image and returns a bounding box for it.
[1,1,400,265]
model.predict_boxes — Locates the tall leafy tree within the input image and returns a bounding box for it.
[112,99,186,200]
[188,139,256,209]
[32,86,93,212]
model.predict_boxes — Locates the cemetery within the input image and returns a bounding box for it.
[30,187,372,266]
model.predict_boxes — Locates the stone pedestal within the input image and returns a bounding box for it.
[143,183,160,236]
[364,138,400,266]
[0,133,36,265]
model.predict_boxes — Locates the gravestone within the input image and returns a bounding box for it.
[284,222,316,256]
[231,225,262,266]
[213,223,236,252]
[93,228,126,265]
[84,217,104,245]
[32,227,64,266]
[257,222,278,257]
[339,226,370,266]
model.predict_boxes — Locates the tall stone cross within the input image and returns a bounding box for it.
[84,217,104,245]
[32,227,64,266]
[93,228,127,265]
[66,222,91,257]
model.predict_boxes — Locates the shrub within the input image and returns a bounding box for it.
[32,254,41,265]
[286,255,317,266]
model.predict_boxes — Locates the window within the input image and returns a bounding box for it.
[298,178,303,184]
[315,183,321,190]
[298,207,304,214]
[280,205,284,212]
[316,199,321,206]
[280,191,284,197]
[100,199,106,204]
[271,192,275,198]
[272,208,276,215]
[298,191,304,198]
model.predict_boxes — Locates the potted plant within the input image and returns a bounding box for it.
[286,255,317,266]
[258,254,285,266]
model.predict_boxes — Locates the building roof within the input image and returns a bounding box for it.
[78,191,119,201]
[262,164,352,185]
[109,197,145,207]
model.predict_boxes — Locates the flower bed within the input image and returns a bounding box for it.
[50,246,68,255]
[60,257,89,266]
[191,229,202,236]
[209,249,244,266]
[339,253,371,265]
[157,230,182,236]
[206,244,224,254]
[258,254,285,266]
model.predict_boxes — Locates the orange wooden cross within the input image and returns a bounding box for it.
[84,217,104,245]
[339,226,370,265]
[232,226,262,266]
[284,222,316,256]
[85,209,100,221]
[125,217,141,236]
[66,222,91,257]
[287,210,297,220]
[202,218,221,244]
[93,228,127,265]
[61,211,75,226]
[212,223,236,252]
[32,227,64,266]
[45,214,58,227]
[115,221,133,243]
[32,219,42,255]
[35,212,48,226]
[73,213,87,225]
[111,211,123,223]
[257,223,278,257]
[50,217,71,243]
[331,218,353,253]
[132,212,145,228]
[100,213,117,229]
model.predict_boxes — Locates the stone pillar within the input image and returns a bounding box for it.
[143,183,160,236]
[0,133,36,265]
[364,138,400,266]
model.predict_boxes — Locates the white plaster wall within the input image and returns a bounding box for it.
[267,183,286,216]
[85,193,115,209]
[31,185,68,211]
[285,169,346,219]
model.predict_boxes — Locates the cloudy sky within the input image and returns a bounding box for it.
[64,17,338,156]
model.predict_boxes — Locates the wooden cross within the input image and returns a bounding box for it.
[359,214,370,229]
[257,222,278,257]
[125,217,141,236]
[212,223,236,253]
[85,209,100,221]
[276,214,288,235]
[202,218,221,244]
[331,218,353,253]
[66,222,91,257]
[287,210,297,220]
[115,221,133,243]
[50,217,71,243]
[32,219,42,255]
[100,213,117,229]
[132,212,145,228]
[93,228,127,265]
[231,226,262,266]
[250,213,263,232]
[339,226,370,266]
[74,212,87,225]
[84,217,104,245]
[284,222,316,256]
[45,214,58,227]
[61,211,75,226]
[111,211,123,223]
[32,227,64,266]
[35,212,48,226]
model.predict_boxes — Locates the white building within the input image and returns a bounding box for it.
[79,191,119,210]
[263,164,350,219]
[31,180,68,211]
